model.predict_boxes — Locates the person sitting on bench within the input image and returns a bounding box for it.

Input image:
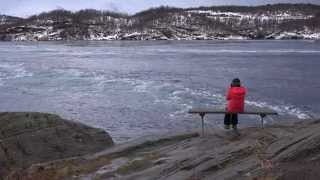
[224,78,246,130]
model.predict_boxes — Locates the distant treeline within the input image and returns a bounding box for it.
[28,9,128,21]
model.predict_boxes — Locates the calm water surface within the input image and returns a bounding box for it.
[0,40,319,142]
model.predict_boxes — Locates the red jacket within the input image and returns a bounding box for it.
[226,86,246,112]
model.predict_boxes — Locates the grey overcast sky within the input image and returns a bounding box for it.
[1,0,320,17]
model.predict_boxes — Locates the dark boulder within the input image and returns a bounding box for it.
[0,112,114,177]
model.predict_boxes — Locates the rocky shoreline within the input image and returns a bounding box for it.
[1,112,320,180]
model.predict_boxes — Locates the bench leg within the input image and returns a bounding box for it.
[199,113,205,137]
[202,116,204,137]
[260,114,266,128]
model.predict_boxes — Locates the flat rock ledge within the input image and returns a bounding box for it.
[5,119,320,180]
[0,112,114,178]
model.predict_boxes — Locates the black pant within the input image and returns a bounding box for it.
[224,113,238,126]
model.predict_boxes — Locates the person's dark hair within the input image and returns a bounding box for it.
[231,78,241,87]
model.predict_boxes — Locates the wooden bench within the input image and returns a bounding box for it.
[188,108,278,136]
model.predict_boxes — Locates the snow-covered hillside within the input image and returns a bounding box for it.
[0,4,320,41]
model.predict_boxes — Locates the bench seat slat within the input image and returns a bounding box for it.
[188,108,278,115]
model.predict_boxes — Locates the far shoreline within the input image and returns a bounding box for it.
[1,39,319,43]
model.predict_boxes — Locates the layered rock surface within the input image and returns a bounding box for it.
[6,119,320,180]
[0,112,114,178]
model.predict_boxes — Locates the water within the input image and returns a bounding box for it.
[0,40,320,142]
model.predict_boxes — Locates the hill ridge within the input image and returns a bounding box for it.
[0,3,320,41]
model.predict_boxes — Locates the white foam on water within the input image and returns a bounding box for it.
[133,80,154,93]
[0,63,33,85]
[90,77,194,118]
[53,69,312,121]
[13,65,33,78]
[173,86,312,120]
[245,100,311,119]
[167,88,225,118]
[55,68,85,77]
[129,78,312,120]
[92,72,107,88]
[127,79,225,118]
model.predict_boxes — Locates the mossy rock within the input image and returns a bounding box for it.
[0,112,114,177]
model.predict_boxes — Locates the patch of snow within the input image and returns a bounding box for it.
[217,35,248,40]
[0,16,6,25]
[302,32,320,39]
[105,34,119,40]
[275,32,302,40]
[188,10,313,22]
[87,33,120,40]
[14,35,27,41]
[273,31,320,40]
[124,32,141,38]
